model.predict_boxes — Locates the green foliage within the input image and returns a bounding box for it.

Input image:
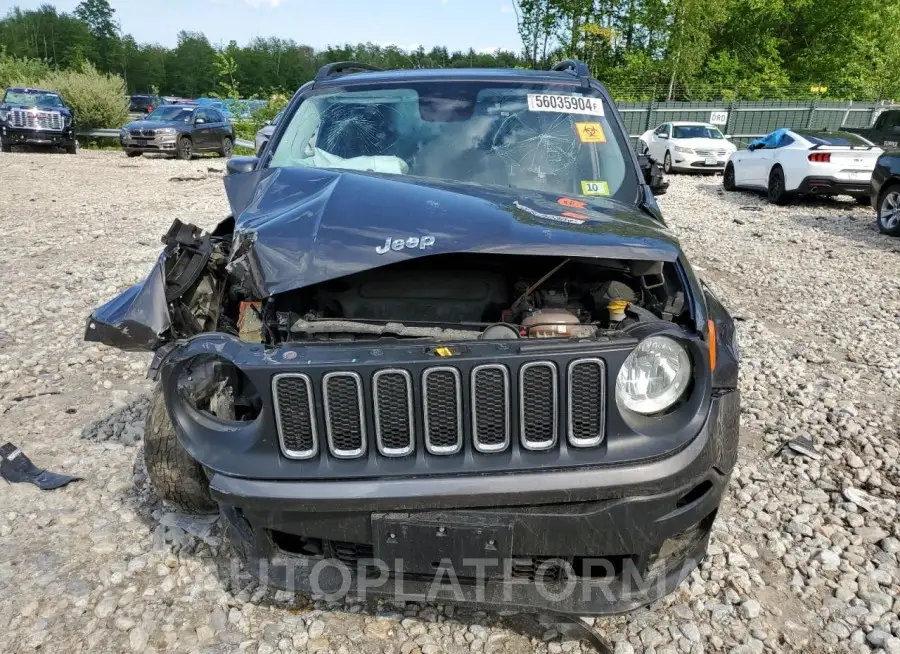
[37,61,128,128]
[214,49,240,100]
[0,48,50,89]
[1,0,898,105]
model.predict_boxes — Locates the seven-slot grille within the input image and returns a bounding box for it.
[323,372,366,458]
[273,358,607,459]
[519,362,558,450]
[273,374,318,459]
[568,359,606,447]
[423,367,463,454]
[9,109,64,131]
[373,369,414,456]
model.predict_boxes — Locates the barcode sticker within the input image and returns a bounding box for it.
[527,94,604,116]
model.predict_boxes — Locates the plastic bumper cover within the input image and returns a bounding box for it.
[797,175,870,196]
[2,126,74,146]
[213,390,740,615]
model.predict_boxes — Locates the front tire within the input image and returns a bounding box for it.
[767,166,793,205]
[663,151,673,174]
[0,139,11,153]
[144,385,216,513]
[877,186,900,236]
[220,137,233,158]
[175,136,193,160]
[723,163,737,191]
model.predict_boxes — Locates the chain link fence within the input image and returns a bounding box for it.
[613,99,899,148]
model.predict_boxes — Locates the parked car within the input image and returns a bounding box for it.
[0,87,76,153]
[870,150,900,236]
[129,94,164,114]
[119,104,234,159]
[639,121,736,173]
[86,60,738,616]
[254,108,284,154]
[844,109,900,147]
[724,128,881,205]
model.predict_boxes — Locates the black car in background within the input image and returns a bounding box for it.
[0,87,76,153]
[129,94,164,114]
[119,104,234,159]
[870,150,900,236]
[846,109,900,147]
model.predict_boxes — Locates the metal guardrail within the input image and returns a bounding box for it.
[76,128,254,150]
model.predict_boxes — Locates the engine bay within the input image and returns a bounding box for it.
[229,253,688,344]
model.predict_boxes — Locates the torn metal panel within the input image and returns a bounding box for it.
[84,253,171,351]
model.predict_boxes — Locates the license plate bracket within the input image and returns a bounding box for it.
[372,512,513,575]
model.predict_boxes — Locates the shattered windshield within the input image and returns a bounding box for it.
[672,125,723,139]
[3,91,63,108]
[268,81,637,201]
[146,107,194,122]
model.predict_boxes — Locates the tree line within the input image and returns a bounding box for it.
[1,0,898,102]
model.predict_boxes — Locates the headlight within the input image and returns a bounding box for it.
[0,109,8,122]
[157,128,177,135]
[674,145,694,154]
[176,354,261,422]
[120,127,128,137]
[616,335,692,415]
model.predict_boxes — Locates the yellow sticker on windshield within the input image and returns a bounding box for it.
[575,122,606,143]
[581,180,610,196]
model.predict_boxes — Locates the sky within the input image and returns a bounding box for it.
[9,0,524,53]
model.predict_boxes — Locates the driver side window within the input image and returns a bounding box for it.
[195,109,208,124]
[655,124,668,136]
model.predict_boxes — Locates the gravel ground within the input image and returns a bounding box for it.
[0,150,898,654]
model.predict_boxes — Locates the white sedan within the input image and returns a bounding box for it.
[639,122,736,173]
[723,129,882,205]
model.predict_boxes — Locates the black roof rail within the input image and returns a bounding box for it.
[549,59,592,89]
[314,61,383,84]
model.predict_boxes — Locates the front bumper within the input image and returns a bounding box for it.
[212,389,739,615]
[671,152,730,171]
[1,125,74,147]
[121,134,178,152]
[796,175,870,197]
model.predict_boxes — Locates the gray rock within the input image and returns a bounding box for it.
[740,600,761,619]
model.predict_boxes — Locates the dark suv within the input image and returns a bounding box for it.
[129,94,163,114]
[119,104,234,159]
[86,61,739,616]
[0,87,76,153]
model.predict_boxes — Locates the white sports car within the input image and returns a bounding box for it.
[638,121,737,173]
[724,128,882,205]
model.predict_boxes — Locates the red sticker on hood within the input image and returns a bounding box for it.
[558,197,587,209]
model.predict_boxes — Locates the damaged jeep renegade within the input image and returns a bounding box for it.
[85,61,740,615]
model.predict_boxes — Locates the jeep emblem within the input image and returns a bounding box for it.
[376,235,436,254]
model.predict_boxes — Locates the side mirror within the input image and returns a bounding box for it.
[226,156,258,176]
[638,153,669,196]
[658,133,669,139]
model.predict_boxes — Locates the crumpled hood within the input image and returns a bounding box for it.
[224,166,681,298]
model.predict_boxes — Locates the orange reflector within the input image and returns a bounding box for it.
[707,319,717,372]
